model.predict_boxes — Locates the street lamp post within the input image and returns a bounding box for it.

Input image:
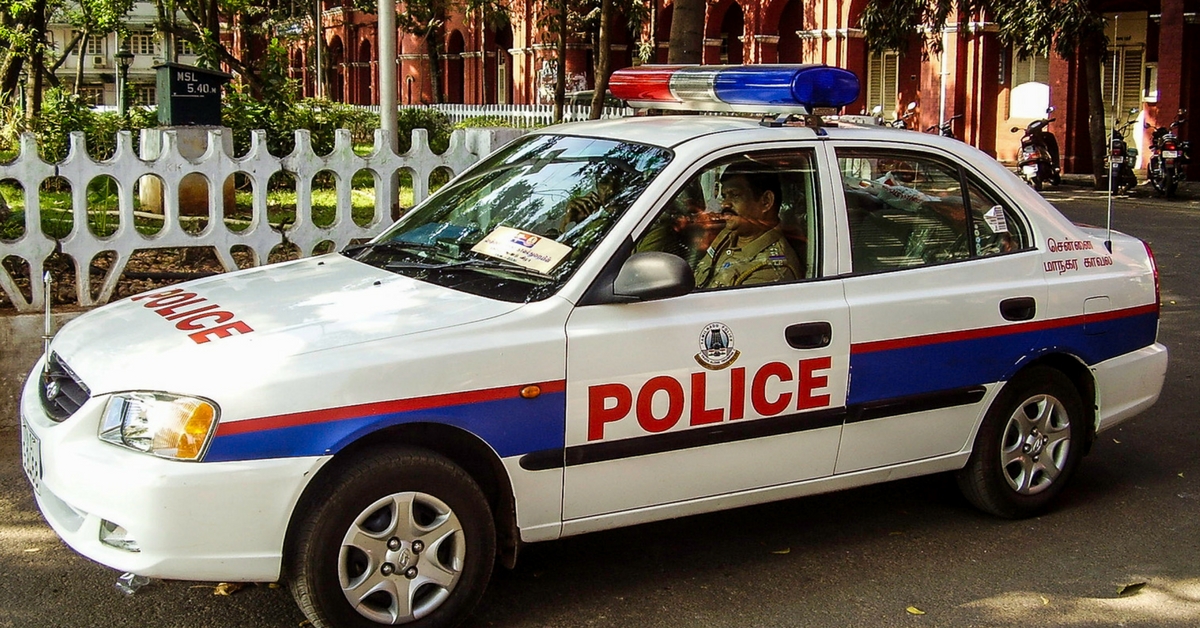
[115,45,134,117]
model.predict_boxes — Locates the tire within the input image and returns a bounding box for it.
[288,448,496,628]
[1033,177,1043,191]
[956,367,1087,519]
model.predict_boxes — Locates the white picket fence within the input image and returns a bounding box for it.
[0,126,524,313]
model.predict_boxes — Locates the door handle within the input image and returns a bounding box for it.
[786,322,833,349]
[1000,297,1037,321]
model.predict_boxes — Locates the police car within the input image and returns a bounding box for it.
[20,65,1166,628]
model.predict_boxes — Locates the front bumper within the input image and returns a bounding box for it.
[19,357,328,582]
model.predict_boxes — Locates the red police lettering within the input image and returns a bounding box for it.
[175,310,235,331]
[797,356,832,410]
[142,292,201,308]
[636,376,685,433]
[729,366,746,420]
[130,288,186,302]
[163,303,221,320]
[188,321,255,344]
[690,372,723,426]
[588,384,632,441]
[130,288,255,344]
[585,359,833,441]
[752,361,793,416]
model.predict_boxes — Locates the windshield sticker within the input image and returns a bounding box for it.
[471,226,573,273]
[983,205,1009,233]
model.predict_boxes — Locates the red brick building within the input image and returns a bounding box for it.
[291,0,1197,174]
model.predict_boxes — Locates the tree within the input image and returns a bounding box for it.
[667,0,704,64]
[860,0,1111,188]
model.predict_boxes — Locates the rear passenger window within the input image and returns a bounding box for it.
[837,149,1028,273]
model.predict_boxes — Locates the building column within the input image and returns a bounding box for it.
[754,35,779,63]
[1156,0,1185,124]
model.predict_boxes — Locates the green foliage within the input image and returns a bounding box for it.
[28,88,155,162]
[454,115,520,129]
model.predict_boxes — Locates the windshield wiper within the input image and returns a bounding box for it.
[385,256,548,279]
[342,240,440,258]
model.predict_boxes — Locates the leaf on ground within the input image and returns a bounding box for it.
[1118,582,1147,597]
[1179,473,1185,478]
[771,548,791,554]
[213,582,247,596]
[906,606,926,615]
[22,548,40,553]
[1040,595,1049,606]
[1112,439,1121,444]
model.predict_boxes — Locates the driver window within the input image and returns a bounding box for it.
[633,150,820,290]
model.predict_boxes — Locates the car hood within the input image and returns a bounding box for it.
[48,254,523,394]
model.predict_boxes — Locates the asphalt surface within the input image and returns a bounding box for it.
[1,181,1198,628]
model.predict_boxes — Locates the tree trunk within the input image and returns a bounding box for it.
[28,0,47,122]
[668,0,704,64]
[427,25,444,104]
[1083,35,1108,190]
[590,0,612,120]
[554,2,566,122]
[75,31,89,93]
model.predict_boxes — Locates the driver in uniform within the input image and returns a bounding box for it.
[693,162,802,289]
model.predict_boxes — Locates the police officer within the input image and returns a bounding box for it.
[694,162,802,289]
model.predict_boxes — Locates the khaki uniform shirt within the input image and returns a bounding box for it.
[693,226,802,289]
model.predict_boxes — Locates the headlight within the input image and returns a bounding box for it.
[99,392,219,461]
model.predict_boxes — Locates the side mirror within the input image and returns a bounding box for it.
[613,252,694,301]
[906,102,917,112]
[1130,107,1140,116]
[870,105,882,115]
[1010,126,1021,133]
[1046,106,1056,114]
[1144,122,1152,129]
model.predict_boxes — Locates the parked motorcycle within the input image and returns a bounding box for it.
[1145,109,1191,198]
[1108,108,1140,194]
[926,114,963,139]
[890,102,918,130]
[1012,108,1061,190]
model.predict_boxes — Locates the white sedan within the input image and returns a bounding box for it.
[21,65,1166,628]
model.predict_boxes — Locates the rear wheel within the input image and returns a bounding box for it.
[288,448,496,628]
[957,367,1087,518]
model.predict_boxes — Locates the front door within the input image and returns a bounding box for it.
[560,147,852,521]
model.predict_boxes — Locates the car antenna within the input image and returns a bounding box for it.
[1105,116,1115,253]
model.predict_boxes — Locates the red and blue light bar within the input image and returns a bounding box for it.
[609,64,861,114]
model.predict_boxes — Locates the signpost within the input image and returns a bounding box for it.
[154,63,232,126]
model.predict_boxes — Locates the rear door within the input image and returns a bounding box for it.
[831,144,1049,473]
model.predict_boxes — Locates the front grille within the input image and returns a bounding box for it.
[39,353,91,422]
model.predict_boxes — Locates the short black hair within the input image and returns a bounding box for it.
[720,161,782,210]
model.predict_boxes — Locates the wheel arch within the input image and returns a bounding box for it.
[283,421,521,572]
[1007,352,1098,455]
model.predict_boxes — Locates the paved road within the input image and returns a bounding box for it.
[1,185,1197,628]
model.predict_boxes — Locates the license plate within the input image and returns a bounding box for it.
[21,419,42,494]
[1163,150,1180,159]
[1110,156,1124,164]
[1022,165,1038,176]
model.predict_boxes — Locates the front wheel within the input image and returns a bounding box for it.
[288,448,496,628]
[957,367,1087,518]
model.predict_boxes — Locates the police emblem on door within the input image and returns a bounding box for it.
[695,322,740,370]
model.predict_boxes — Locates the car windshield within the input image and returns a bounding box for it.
[347,134,673,302]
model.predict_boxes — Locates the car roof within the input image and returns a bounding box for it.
[536,115,964,150]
